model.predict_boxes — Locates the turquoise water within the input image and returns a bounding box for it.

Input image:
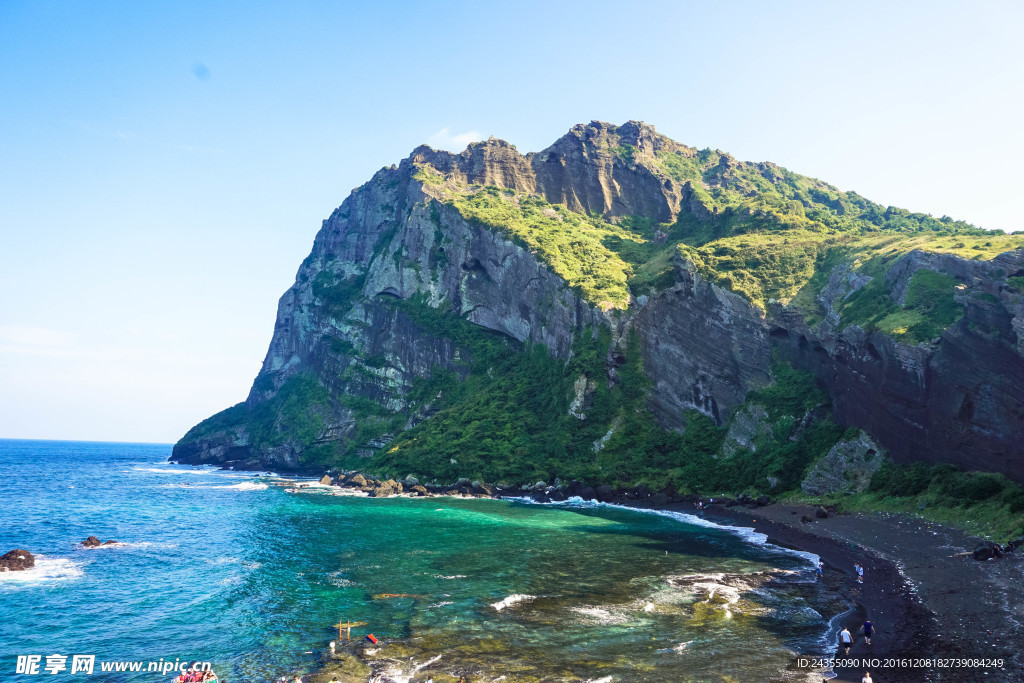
[1,440,840,682]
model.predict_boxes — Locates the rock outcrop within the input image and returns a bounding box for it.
[81,536,120,548]
[0,549,35,571]
[801,431,885,495]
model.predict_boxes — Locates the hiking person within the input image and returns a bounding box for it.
[816,560,823,578]
[862,618,874,645]
[840,626,854,654]
[855,562,864,583]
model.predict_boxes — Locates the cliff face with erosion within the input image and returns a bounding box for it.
[173,121,1024,485]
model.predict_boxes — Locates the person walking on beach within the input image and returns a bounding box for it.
[855,562,864,583]
[840,626,854,654]
[816,560,823,578]
[862,618,874,645]
[862,672,873,683]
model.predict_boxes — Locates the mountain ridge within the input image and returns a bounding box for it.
[172,121,1024,514]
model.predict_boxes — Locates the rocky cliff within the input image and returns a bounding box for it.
[174,121,1024,489]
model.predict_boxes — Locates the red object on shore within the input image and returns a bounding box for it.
[366,634,378,644]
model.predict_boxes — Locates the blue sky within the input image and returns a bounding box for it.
[2,1,1022,442]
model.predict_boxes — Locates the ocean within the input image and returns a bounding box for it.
[0,440,844,682]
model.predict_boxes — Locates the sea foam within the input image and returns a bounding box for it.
[210,482,268,491]
[531,496,820,568]
[0,556,83,588]
[491,593,535,611]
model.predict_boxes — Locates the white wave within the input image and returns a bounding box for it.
[378,653,442,683]
[129,465,276,478]
[491,593,535,611]
[584,677,615,683]
[428,601,453,608]
[128,467,221,475]
[285,485,367,497]
[537,496,820,568]
[0,556,83,587]
[209,482,268,491]
[434,574,466,580]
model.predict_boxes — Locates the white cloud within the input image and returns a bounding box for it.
[0,324,77,348]
[426,127,483,152]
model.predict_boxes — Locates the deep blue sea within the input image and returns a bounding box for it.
[1,440,843,682]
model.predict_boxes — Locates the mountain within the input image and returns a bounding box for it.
[173,120,1024,501]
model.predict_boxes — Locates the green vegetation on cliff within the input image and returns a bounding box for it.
[444,186,635,310]
[840,268,964,342]
[179,373,337,464]
[344,297,844,496]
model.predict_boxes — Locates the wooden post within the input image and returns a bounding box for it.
[335,620,367,643]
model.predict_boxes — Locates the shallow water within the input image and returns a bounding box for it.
[1,440,843,681]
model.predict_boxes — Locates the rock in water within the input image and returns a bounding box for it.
[319,474,333,485]
[82,536,102,547]
[0,549,35,571]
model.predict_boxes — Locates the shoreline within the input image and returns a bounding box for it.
[228,469,1024,681]
[701,503,938,683]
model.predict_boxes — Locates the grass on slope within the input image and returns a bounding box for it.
[440,184,635,310]
[678,228,1000,320]
[839,268,963,342]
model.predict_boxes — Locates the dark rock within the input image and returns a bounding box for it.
[801,515,814,523]
[580,486,596,500]
[0,549,35,571]
[83,536,102,548]
[815,506,829,519]
[369,481,398,498]
[471,481,494,496]
[596,484,614,502]
[651,492,668,506]
[972,541,1001,561]
[756,495,770,506]
[636,484,651,499]
[348,474,368,488]
[410,485,428,496]
[102,540,119,545]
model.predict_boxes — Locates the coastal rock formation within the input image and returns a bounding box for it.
[81,536,120,547]
[0,549,35,571]
[174,120,1024,489]
[801,432,884,496]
